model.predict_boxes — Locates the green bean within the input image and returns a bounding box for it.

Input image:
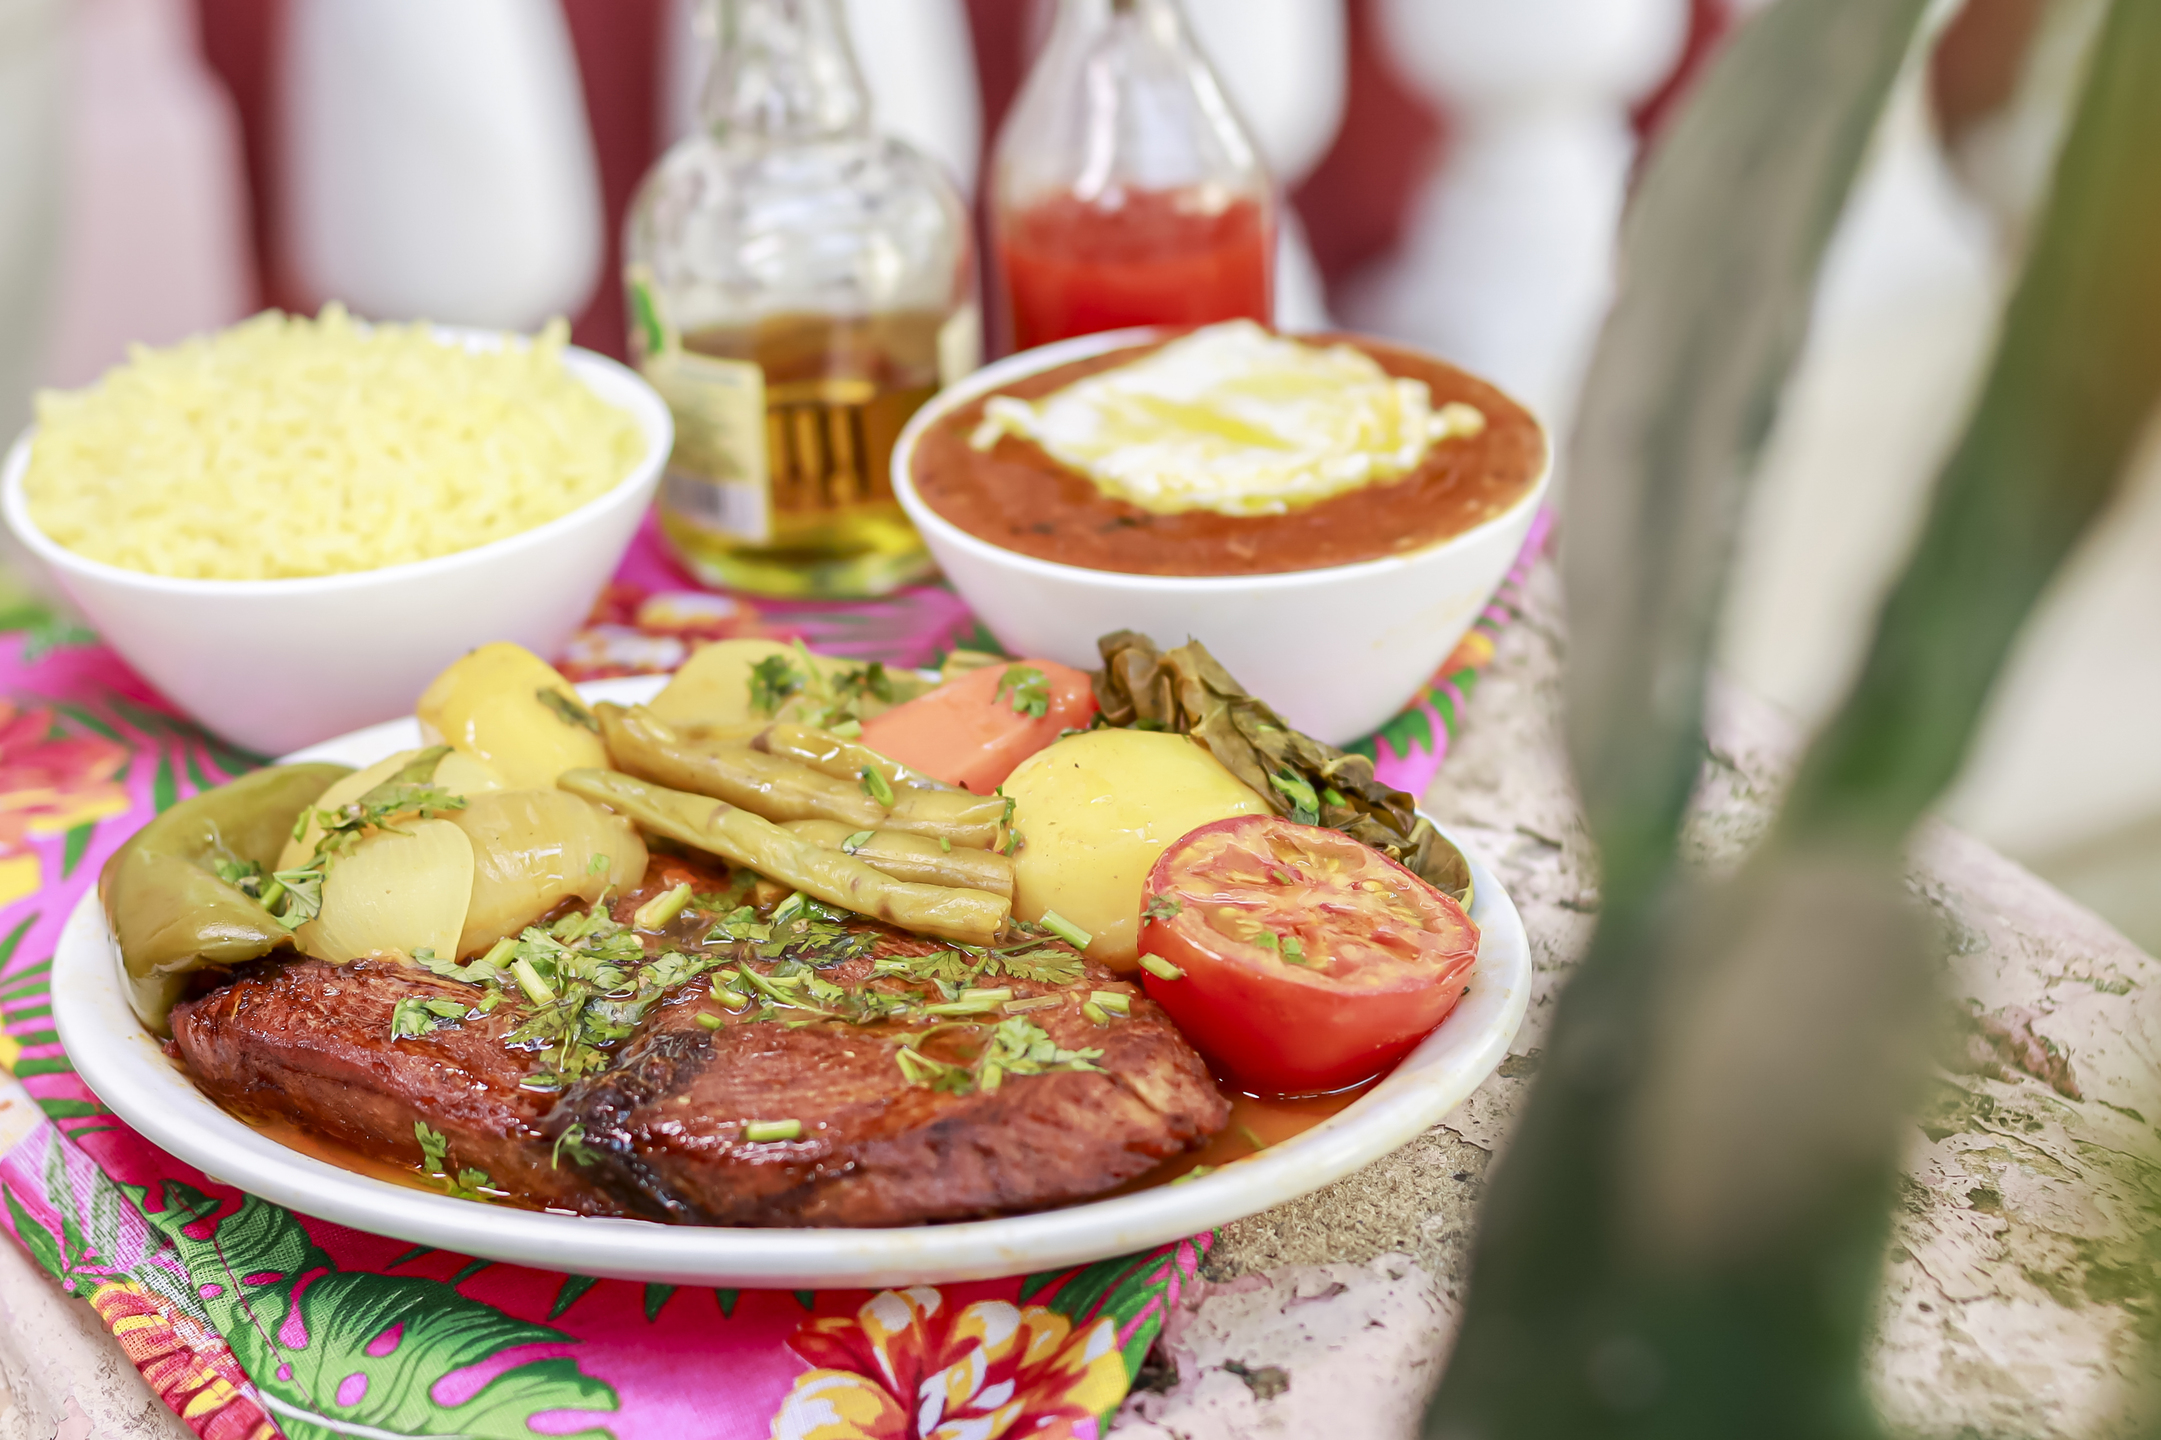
[597,702,886,828]
[559,768,1010,945]
[756,722,951,793]
[783,819,1015,896]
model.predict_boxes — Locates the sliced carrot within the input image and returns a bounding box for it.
[860,659,1097,794]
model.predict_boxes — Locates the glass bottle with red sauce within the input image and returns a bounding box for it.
[991,0,1275,352]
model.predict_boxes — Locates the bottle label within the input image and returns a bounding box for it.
[628,264,773,544]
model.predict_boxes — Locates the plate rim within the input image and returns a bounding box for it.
[51,677,1532,1287]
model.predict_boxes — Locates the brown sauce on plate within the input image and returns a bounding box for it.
[909,334,1547,577]
[248,1083,1373,1212]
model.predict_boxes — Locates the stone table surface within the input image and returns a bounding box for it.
[4,555,2155,1440]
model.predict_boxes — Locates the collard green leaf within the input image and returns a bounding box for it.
[1092,631,1471,903]
[134,1181,619,1440]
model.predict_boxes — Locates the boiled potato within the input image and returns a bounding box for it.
[449,789,648,956]
[416,642,607,790]
[1003,730,1271,970]
[296,819,474,965]
[648,638,921,728]
[278,747,505,872]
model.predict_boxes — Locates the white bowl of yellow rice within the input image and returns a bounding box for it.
[0,309,672,754]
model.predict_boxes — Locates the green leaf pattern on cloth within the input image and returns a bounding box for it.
[131,1180,621,1440]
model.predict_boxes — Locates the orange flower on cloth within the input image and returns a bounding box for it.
[772,1286,1128,1440]
[0,700,129,905]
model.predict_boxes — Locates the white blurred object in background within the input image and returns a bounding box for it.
[1343,0,1688,426]
[0,0,64,441]
[38,0,252,389]
[663,0,982,196]
[1183,0,1347,331]
[281,0,603,331]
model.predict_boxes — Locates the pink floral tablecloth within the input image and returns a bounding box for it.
[0,510,1546,1440]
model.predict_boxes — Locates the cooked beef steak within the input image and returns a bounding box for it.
[554,974,1228,1226]
[168,959,619,1214]
[167,876,1231,1224]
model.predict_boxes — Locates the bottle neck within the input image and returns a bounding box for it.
[701,0,870,141]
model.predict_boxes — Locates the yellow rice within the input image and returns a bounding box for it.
[21,306,646,581]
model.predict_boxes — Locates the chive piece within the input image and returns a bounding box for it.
[1080,1001,1109,1026]
[1280,935,1307,964]
[475,935,519,974]
[510,958,556,1005]
[712,988,748,1010]
[939,835,952,853]
[1170,1164,1217,1186]
[696,1012,724,1030]
[1322,786,1349,808]
[960,987,1014,1004]
[922,997,1000,1016]
[742,1119,802,1143]
[255,877,287,912]
[1002,994,1063,1014]
[633,882,693,930]
[840,829,875,855]
[769,892,807,924]
[587,852,610,875]
[979,1061,1005,1092]
[1090,991,1130,1015]
[829,718,862,738]
[1139,954,1185,982]
[859,765,896,806]
[1039,910,1092,950]
[1239,1125,1269,1152]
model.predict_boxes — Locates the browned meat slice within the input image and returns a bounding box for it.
[553,973,1230,1226]
[168,959,619,1214]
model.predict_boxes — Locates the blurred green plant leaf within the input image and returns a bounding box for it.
[1429,0,2161,1437]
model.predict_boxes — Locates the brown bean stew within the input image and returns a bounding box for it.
[909,334,1546,577]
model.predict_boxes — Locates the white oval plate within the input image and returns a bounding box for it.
[53,676,1530,1287]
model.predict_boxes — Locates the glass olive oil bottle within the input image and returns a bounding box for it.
[625,0,978,598]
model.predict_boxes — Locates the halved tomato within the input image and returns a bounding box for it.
[1137,814,1479,1095]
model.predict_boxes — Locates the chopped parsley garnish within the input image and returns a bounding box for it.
[748,653,807,717]
[1269,768,1322,826]
[413,1121,495,1201]
[747,641,897,729]
[389,995,468,1040]
[551,1122,599,1170]
[537,687,600,732]
[996,665,1050,719]
[1141,895,1183,922]
[841,829,875,855]
[878,938,1085,988]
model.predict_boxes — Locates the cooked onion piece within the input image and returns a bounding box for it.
[297,819,475,965]
[277,747,505,872]
[450,789,649,956]
[417,642,607,789]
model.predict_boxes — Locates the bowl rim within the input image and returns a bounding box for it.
[0,326,675,599]
[889,325,1553,594]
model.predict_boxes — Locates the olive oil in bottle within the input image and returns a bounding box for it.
[624,0,978,598]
